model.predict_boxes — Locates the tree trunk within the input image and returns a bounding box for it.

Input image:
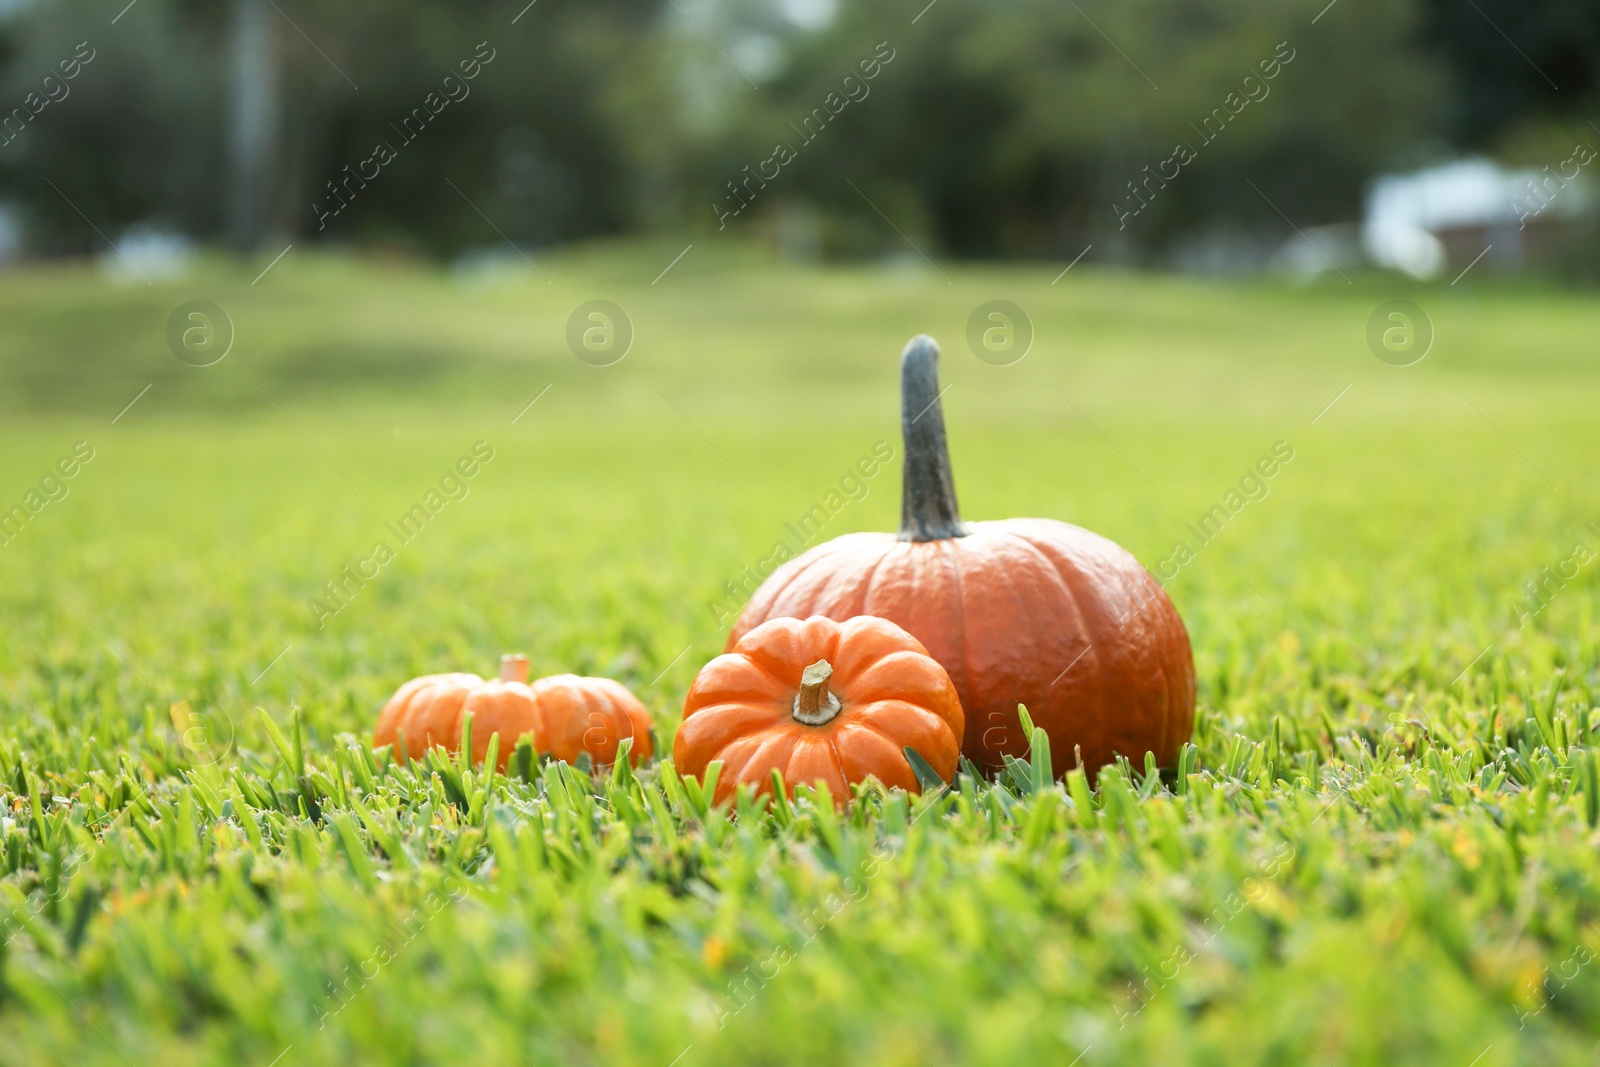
[229,0,280,251]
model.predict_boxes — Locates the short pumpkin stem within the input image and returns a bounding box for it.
[500,654,530,683]
[898,334,967,542]
[792,659,843,726]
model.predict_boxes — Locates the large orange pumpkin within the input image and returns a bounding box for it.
[374,655,653,770]
[674,614,964,806]
[726,335,1195,778]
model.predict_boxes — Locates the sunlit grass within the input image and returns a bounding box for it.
[0,248,1597,1064]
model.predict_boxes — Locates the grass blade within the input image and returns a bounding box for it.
[904,746,946,792]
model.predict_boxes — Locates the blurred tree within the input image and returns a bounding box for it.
[0,0,229,251]
[0,0,1562,266]
[228,0,279,250]
[693,0,1443,259]
[0,0,669,254]
[296,0,655,251]
[1421,0,1599,148]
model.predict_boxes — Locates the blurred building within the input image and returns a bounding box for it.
[1363,157,1597,279]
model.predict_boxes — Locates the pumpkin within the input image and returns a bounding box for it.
[674,614,964,806]
[374,654,653,769]
[528,672,655,767]
[725,335,1195,779]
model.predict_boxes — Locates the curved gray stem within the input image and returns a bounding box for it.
[898,334,967,542]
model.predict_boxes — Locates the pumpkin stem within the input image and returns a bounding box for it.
[792,659,843,726]
[898,334,967,542]
[500,654,530,683]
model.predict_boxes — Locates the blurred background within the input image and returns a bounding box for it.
[1,9,1599,1059]
[0,0,1595,279]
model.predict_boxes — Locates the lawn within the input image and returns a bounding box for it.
[2,242,1599,1065]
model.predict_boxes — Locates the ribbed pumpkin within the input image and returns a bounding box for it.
[528,673,655,767]
[675,614,964,806]
[726,335,1195,778]
[374,655,653,769]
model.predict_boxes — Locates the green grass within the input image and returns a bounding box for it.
[2,244,1600,1065]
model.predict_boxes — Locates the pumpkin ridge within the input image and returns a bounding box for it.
[1147,583,1192,760]
[726,649,795,694]
[422,684,475,751]
[746,536,866,634]
[823,731,853,799]
[947,533,977,754]
[1120,575,1170,763]
[1009,524,1121,763]
[810,543,886,622]
[1001,525,1098,696]
[844,716,901,752]
[734,618,836,692]
[688,652,790,707]
[709,733,769,791]
[733,730,802,794]
[1012,527,1110,648]
[780,735,844,798]
[857,538,899,620]
[851,699,952,750]
[994,525,1066,696]
[1017,523,1183,765]
[680,701,790,748]
[830,721,917,792]
[758,543,838,613]
[953,531,1017,764]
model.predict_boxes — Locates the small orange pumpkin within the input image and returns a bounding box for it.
[528,673,655,767]
[674,615,964,806]
[374,655,653,769]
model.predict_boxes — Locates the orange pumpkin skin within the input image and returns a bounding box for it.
[727,522,1192,776]
[726,336,1195,778]
[675,614,964,807]
[374,660,538,771]
[374,656,652,770]
[529,674,655,767]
